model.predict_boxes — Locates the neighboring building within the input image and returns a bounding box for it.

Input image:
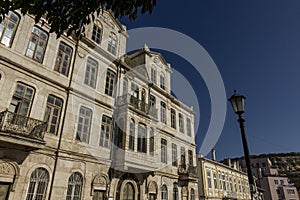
[0,10,198,200]
[197,155,251,200]
[232,157,299,200]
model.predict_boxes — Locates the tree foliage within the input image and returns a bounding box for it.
[0,0,156,38]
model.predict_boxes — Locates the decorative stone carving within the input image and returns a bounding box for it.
[0,162,15,175]
[93,175,107,187]
[148,181,157,193]
[182,186,188,197]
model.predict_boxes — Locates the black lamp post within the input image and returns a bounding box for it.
[228,90,256,199]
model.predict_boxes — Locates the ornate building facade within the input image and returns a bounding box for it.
[0,10,198,200]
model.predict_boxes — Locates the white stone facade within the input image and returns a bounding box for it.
[0,10,198,200]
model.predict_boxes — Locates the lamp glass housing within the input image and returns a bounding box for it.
[229,93,245,114]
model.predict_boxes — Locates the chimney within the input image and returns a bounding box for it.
[211,149,216,161]
[228,158,232,168]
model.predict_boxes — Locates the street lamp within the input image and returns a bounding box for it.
[228,90,257,200]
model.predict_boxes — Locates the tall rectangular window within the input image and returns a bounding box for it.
[54,42,73,76]
[26,26,48,63]
[171,108,176,129]
[9,83,35,116]
[179,113,184,133]
[160,74,165,90]
[100,115,112,148]
[186,118,191,136]
[188,150,193,166]
[207,171,212,188]
[161,139,167,164]
[213,173,218,189]
[105,69,116,96]
[108,33,117,55]
[76,107,92,143]
[160,101,166,124]
[137,124,147,153]
[92,25,102,44]
[44,95,63,134]
[149,128,155,156]
[0,12,19,47]
[180,147,186,166]
[150,68,157,83]
[128,119,135,150]
[172,143,177,166]
[84,57,98,88]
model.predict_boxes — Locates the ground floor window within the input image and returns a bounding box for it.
[123,183,134,200]
[0,182,11,200]
[93,190,106,200]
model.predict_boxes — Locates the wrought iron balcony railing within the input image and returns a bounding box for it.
[117,94,158,118]
[0,110,46,140]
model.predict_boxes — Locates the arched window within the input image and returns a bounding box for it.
[161,185,168,200]
[84,57,98,88]
[26,26,48,63]
[108,32,117,55]
[190,188,195,200]
[123,182,134,200]
[44,94,63,134]
[76,106,92,143]
[26,168,49,200]
[91,21,102,44]
[161,139,167,164]
[66,172,83,200]
[141,89,146,112]
[105,69,116,96]
[54,42,73,76]
[100,115,112,148]
[0,11,20,47]
[129,119,135,150]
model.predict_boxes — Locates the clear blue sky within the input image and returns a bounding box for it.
[120,0,300,160]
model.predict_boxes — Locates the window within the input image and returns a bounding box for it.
[9,83,34,116]
[186,118,191,136]
[172,144,177,166]
[84,57,98,88]
[137,124,147,153]
[173,184,178,200]
[26,168,49,200]
[123,77,128,95]
[66,172,83,200]
[92,25,102,44]
[170,108,176,129]
[213,173,218,189]
[160,74,165,90]
[116,118,125,149]
[178,113,184,133]
[129,119,135,150]
[105,69,116,96]
[108,32,117,55]
[149,128,155,156]
[219,174,223,190]
[123,183,134,200]
[160,101,166,124]
[161,139,167,164]
[274,179,278,185]
[0,11,19,47]
[149,95,156,108]
[26,26,48,63]
[280,180,284,185]
[188,150,193,166]
[161,185,168,200]
[150,68,157,83]
[54,42,73,76]
[207,171,212,188]
[222,174,226,191]
[76,107,92,143]
[44,95,63,134]
[190,188,195,200]
[100,115,112,148]
[93,190,105,200]
[180,147,186,165]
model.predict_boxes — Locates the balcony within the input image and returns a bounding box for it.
[117,94,158,119]
[0,110,46,149]
[178,164,198,181]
